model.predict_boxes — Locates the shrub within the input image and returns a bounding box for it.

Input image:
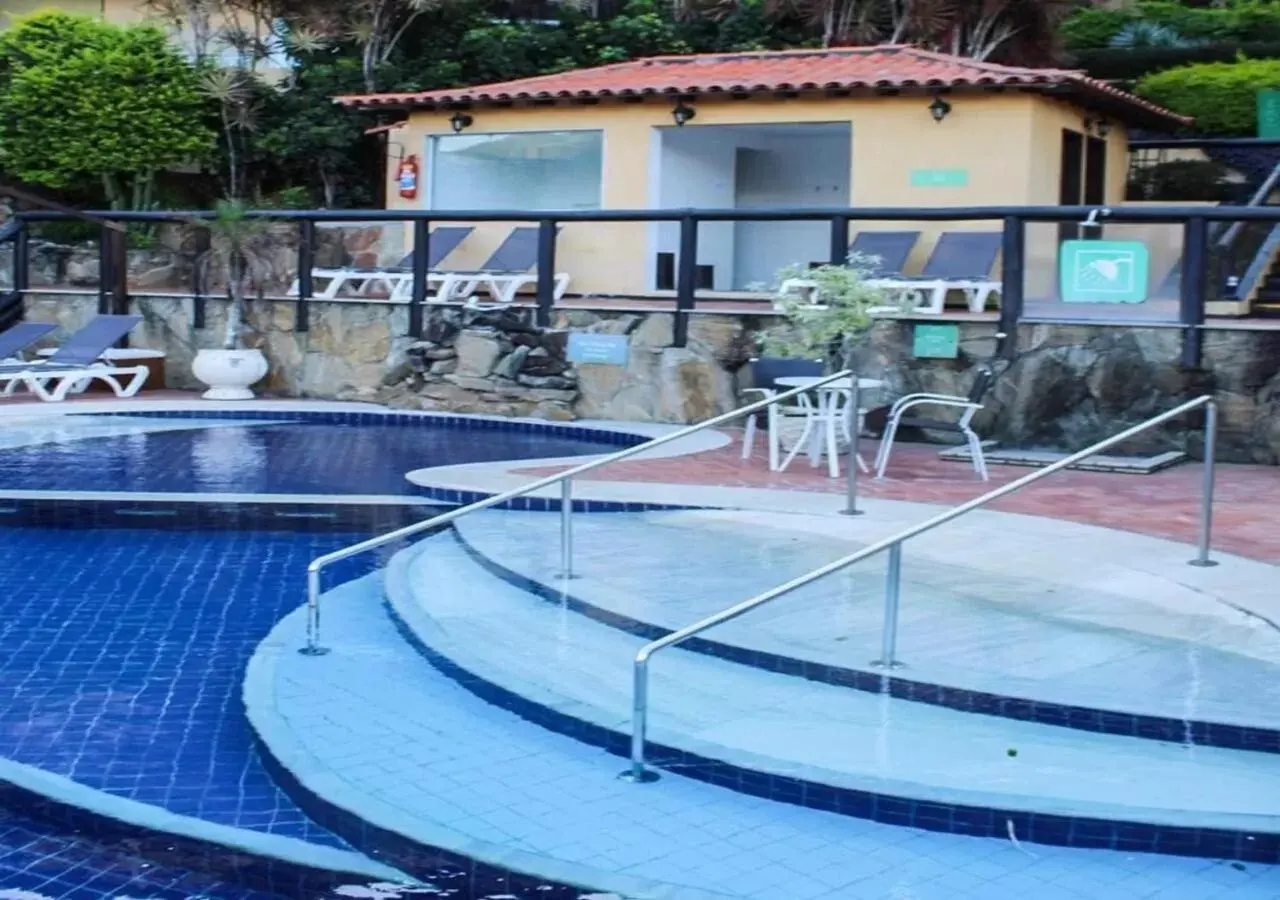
[1137,58,1280,134]
[1062,0,1280,52]
[1126,159,1236,201]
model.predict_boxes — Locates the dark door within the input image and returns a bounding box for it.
[1059,129,1085,244]
[1084,136,1107,206]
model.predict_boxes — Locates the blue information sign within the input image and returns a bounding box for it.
[567,332,630,366]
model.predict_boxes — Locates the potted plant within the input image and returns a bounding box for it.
[763,256,888,365]
[190,199,275,399]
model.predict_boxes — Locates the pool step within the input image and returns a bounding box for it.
[245,568,1280,899]
[451,509,1280,752]
[388,530,1280,861]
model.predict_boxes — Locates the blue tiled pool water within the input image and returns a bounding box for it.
[0,413,633,496]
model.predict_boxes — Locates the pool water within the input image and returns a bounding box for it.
[0,415,630,496]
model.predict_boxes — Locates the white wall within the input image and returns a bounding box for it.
[652,128,738,290]
[649,123,852,290]
[732,128,850,288]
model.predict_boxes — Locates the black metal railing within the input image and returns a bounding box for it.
[13,203,1280,365]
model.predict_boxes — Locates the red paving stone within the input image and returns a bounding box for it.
[520,435,1280,564]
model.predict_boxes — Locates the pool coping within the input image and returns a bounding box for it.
[0,751,410,893]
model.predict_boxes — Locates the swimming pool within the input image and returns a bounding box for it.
[0,412,640,496]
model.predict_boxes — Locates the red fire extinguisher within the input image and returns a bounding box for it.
[397,155,419,199]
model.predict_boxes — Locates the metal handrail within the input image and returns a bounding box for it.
[299,368,859,655]
[1217,159,1280,250]
[621,394,1218,783]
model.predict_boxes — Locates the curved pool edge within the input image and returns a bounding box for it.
[245,570,732,900]
[0,750,410,892]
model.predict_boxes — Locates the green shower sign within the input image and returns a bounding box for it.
[1059,240,1150,304]
[910,169,969,188]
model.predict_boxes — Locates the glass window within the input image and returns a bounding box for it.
[429,130,603,211]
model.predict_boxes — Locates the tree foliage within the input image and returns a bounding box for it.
[1137,57,1280,135]
[1062,0,1280,53]
[0,11,215,209]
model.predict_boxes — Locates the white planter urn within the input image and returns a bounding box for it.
[192,348,269,400]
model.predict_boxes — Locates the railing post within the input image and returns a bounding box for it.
[560,478,574,579]
[300,567,331,656]
[998,215,1024,359]
[619,653,659,783]
[828,214,850,265]
[98,224,114,317]
[192,226,209,330]
[13,220,29,296]
[1181,216,1208,368]
[536,219,557,328]
[410,218,430,338]
[296,219,314,333]
[871,541,904,668]
[1189,399,1218,568]
[841,376,863,516]
[674,214,698,348]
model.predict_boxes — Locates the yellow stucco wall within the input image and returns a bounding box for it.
[384,91,1140,297]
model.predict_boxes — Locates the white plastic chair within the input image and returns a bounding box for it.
[740,357,823,472]
[874,367,995,481]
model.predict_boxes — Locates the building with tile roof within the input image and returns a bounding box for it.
[339,46,1190,299]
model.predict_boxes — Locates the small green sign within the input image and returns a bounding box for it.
[1259,90,1280,138]
[913,323,960,359]
[1059,240,1150,304]
[910,168,969,188]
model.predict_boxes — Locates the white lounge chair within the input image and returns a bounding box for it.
[0,315,149,402]
[290,226,473,303]
[865,232,1003,314]
[432,227,570,309]
[0,321,56,363]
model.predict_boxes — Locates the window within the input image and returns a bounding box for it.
[428,130,603,211]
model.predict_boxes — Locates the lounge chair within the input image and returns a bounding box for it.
[775,231,920,306]
[0,315,149,402]
[874,363,996,482]
[0,322,56,362]
[432,227,571,309]
[291,226,474,303]
[866,232,1003,314]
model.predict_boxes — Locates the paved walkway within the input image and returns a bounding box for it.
[248,569,1280,900]
[519,438,1280,564]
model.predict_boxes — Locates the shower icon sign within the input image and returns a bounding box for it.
[1060,240,1149,304]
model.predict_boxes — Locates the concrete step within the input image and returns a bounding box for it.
[385,531,1280,860]
[245,567,1280,898]
[452,509,1280,751]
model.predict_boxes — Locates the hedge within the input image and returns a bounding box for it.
[1075,42,1280,82]
[1062,1,1280,52]
[1136,58,1280,135]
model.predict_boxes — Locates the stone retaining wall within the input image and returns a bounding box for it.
[19,293,1280,462]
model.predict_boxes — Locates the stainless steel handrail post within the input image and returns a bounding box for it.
[621,395,1214,781]
[1190,399,1219,567]
[300,567,329,656]
[620,650,660,782]
[560,478,574,579]
[300,369,856,655]
[841,377,863,516]
[871,541,903,668]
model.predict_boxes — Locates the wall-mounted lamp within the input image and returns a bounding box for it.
[1084,117,1111,138]
[672,100,696,127]
[449,111,473,134]
[929,94,952,123]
